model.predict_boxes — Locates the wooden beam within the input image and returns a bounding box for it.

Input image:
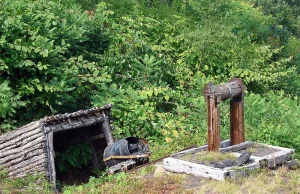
[47,131,56,190]
[83,133,100,169]
[204,81,242,101]
[207,96,220,151]
[89,133,105,142]
[102,116,114,146]
[0,121,40,144]
[230,99,245,145]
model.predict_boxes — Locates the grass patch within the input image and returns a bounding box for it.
[0,167,52,194]
[197,166,300,194]
[63,165,300,194]
[181,151,237,165]
[63,168,189,194]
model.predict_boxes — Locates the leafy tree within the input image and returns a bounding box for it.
[0,0,111,131]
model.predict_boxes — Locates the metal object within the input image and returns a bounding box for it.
[204,78,245,151]
[103,137,151,172]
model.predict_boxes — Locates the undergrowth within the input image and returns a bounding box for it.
[0,167,52,194]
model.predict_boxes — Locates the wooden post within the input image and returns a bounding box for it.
[230,98,245,145]
[47,131,57,191]
[207,95,220,151]
[83,133,100,169]
[102,115,114,146]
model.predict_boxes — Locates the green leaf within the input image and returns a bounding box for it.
[24,60,34,67]
[78,55,83,62]
[15,45,21,51]
[93,70,99,77]
[147,90,153,97]
[34,48,42,53]
[164,95,170,101]
[154,88,158,96]
[88,77,95,83]
[36,85,43,92]
[21,46,28,52]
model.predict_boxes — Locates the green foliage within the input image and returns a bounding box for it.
[0,81,25,133]
[245,91,300,157]
[1,0,299,191]
[0,0,111,132]
[55,142,93,172]
[62,170,130,193]
[0,167,52,194]
[248,0,300,37]
[90,0,298,143]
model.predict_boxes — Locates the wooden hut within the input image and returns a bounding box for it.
[0,104,114,188]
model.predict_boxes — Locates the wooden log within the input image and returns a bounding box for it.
[219,141,254,153]
[0,121,40,144]
[259,144,295,168]
[0,130,44,151]
[22,136,45,150]
[2,149,45,167]
[14,164,47,178]
[0,137,45,158]
[49,115,105,133]
[1,144,17,153]
[8,153,47,173]
[165,154,261,180]
[102,116,114,146]
[230,99,245,145]
[171,145,208,158]
[10,162,47,178]
[164,157,227,180]
[0,143,46,164]
[89,133,105,141]
[204,81,242,101]
[9,158,47,177]
[226,159,260,179]
[171,140,231,158]
[41,104,112,123]
[47,131,56,189]
[207,96,220,151]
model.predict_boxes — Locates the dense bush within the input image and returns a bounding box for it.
[0,0,299,157]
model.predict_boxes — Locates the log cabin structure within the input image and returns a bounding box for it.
[0,104,114,189]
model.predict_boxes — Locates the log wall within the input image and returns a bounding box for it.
[0,121,48,178]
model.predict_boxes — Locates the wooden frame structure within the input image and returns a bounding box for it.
[203,78,245,151]
[0,104,114,189]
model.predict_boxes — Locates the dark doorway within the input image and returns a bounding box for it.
[52,124,107,186]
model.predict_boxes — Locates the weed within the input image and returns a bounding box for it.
[0,172,52,194]
[138,165,156,176]
[198,166,300,194]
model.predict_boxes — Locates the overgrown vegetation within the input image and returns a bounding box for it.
[58,165,300,194]
[0,167,52,194]
[198,166,300,194]
[55,142,93,172]
[0,0,299,192]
